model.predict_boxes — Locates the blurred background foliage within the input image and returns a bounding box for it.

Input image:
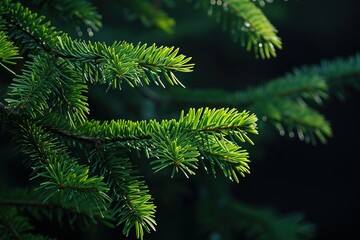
[1,0,359,239]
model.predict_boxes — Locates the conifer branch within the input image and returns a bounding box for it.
[90,149,156,240]
[11,120,111,211]
[160,54,360,143]
[2,101,258,182]
[1,0,193,91]
[190,0,282,58]
[54,36,193,89]
[0,0,60,52]
[0,99,258,237]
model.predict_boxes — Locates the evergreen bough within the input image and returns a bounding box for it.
[0,0,359,239]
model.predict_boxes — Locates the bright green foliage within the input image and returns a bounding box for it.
[0,1,256,238]
[48,107,257,181]
[1,0,60,51]
[90,149,156,239]
[55,36,193,89]
[0,30,21,74]
[190,0,282,58]
[14,120,111,208]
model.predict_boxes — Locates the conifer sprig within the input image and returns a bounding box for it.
[91,149,156,240]
[13,120,111,212]
[190,0,282,58]
[46,107,257,182]
[55,36,194,89]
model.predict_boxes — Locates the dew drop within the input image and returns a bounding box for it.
[244,21,251,28]
[297,130,305,141]
[87,28,94,37]
[279,129,285,136]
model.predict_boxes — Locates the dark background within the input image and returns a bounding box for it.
[1,0,359,239]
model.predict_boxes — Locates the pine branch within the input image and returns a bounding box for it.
[4,106,257,181]
[190,0,282,58]
[166,74,328,106]
[90,149,156,240]
[12,119,111,212]
[294,53,360,99]
[1,0,193,91]
[1,101,258,238]
[55,36,193,89]
[160,54,360,143]
[253,98,332,143]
